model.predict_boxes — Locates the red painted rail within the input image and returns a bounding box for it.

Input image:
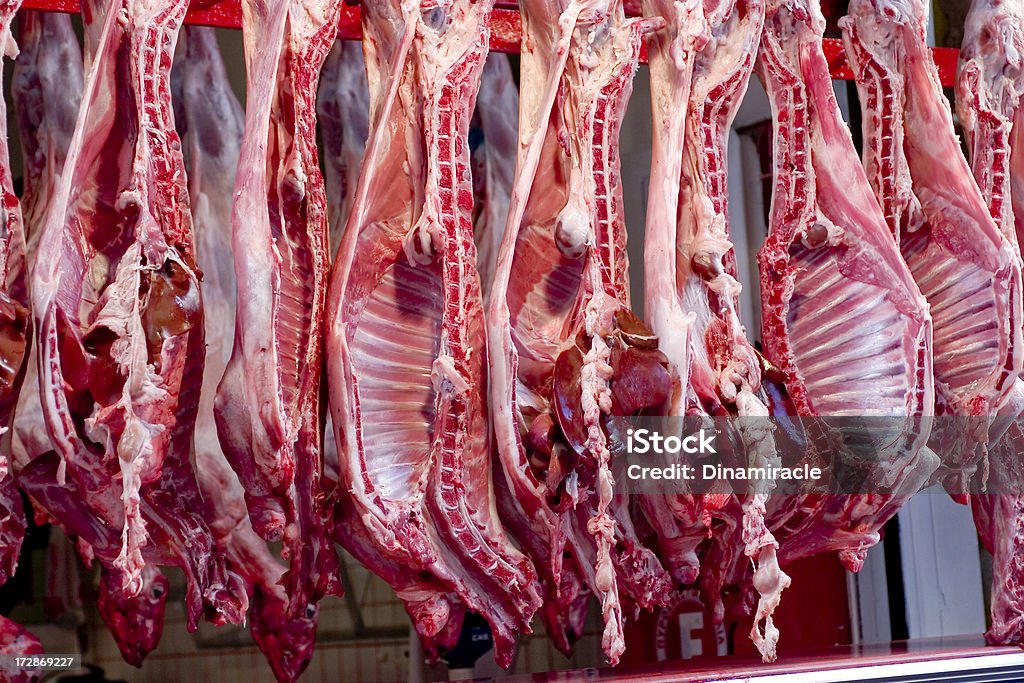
[18,0,963,88]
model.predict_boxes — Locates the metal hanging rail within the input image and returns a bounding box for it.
[18,0,962,87]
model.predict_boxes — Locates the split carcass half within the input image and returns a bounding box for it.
[215,0,343,620]
[842,0,1023,492]
[486,0,600,656]
[327,0,541,665]
[175,27,317,683]
[0,0,29,589]
[644,0,793,662]
[957,0,1024,646]
[959,0,1024,253]
[755,0,935,572]
[487,0,672,664]
[30,0,244,628]
[11,11,82,468]
[640,0,706,598]
[317,39,369,254]
[12,12,175,668]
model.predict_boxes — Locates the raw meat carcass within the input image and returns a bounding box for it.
[11,11,82,467]
[644,0,791,661]
[842,0,1023,492]
[315,38,368,506]
[96,563,169,666]
[215,0,343,620]
[754,0,935,572]
[0,0,29,588]
[19,452,171,664]
[11,11,172,668]
[487,0,672,664]
[327,0,540,665]
[546,16,676,655]
[639,0,704,594]
[24,460,172,668]
[175,26,317,682]
[486,0,598,656]
[11,11,79,250]
[30,0,244,628]
[844,0,1024,647]
[971,419,1024,645]
[959,0,1024,253]
[324,3,462,656]
[0,615,42,683]
[471,54,518,292]
[317,39,369,253]
[95,565,168,667]
[957,0,1024,646]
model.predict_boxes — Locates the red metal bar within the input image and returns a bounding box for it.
[821,33,960,88]
[17,0,963,87]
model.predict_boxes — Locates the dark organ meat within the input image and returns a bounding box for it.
[755,0,935,572]
[958,0,1024,646]
[327,0,540,666]
[216,0,342,622]
[30,0,244,629]
[843,0,1023,492]
[488,0,671,664]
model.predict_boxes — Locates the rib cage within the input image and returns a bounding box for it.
[788,244,924,415]
[349,260,441,499]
